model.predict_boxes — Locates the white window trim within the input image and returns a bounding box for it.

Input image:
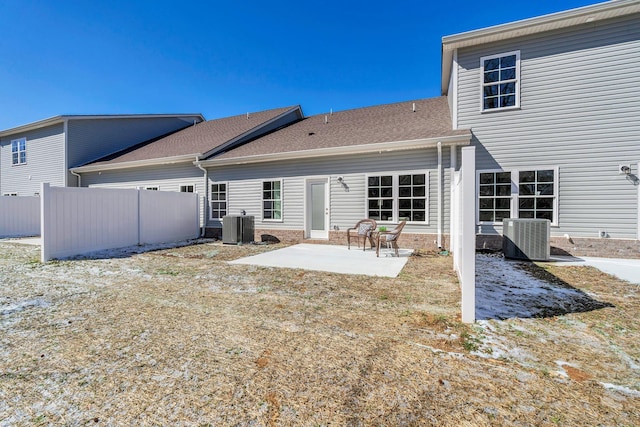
[3,193,18,196]
[365,170,430,225]
[11,137,27,166]
[479,50,521,113]
[144,186,159,191]
[261,178,284,223]
[209,181,228,221]
[476,167,559,226]
[180,184,195,193]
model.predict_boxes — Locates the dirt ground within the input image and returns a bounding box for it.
[0,240,638,426]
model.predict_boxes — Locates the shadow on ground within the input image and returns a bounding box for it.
[475,254,614,321]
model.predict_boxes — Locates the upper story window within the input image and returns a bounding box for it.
[180,185,194,193]
[480,51,520,111]
[11,138,27,165]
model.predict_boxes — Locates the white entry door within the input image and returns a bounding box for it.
[307,178,329,239]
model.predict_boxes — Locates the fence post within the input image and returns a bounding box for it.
[40,183,50,263]
[460,147,476,323]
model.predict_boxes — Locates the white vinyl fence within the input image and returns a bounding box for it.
[451,146,476,323]
[41,184,199,262]
[0,196,40,238]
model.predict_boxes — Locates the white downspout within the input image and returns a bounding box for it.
[70,170,82,187]
[63,119,69,187]
[437,141,443,249]
[196,157,208,237]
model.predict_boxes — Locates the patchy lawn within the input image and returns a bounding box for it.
[0,241,638,426]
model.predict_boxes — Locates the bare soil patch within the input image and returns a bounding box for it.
[0,241,638,425]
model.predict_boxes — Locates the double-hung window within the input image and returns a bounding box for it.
[480,51,520,111]
[11,138,26,165]
[367,172,428,223]
[262,180,282,221]
[478,168,557,225]
[210,183,227,219]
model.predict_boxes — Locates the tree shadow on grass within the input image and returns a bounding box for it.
[475,254,614,321]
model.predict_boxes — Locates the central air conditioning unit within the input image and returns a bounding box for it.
[502,218,551,261]
[222,215,255,244]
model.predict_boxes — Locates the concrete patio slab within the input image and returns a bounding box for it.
[229,243,412,277]
[1,237,41,246]
[550,256,640,285]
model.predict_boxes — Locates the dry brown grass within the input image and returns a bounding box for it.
[0,240,638,426]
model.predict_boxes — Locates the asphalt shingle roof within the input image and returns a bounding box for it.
[211,97,468,160]
[86,106,297,166]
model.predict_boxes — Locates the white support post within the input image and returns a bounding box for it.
[40,183,50,263]
[460,147,476,323]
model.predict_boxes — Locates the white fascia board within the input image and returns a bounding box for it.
[440,0,640,94]
[197,134,471,168]
[200,106,303,159]
[71,153,200,173]
[0,114,205,137]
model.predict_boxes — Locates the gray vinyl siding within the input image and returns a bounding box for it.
[205,148,452,235]
[455,13,640,239]
[82,163,207,226]
[0,124,65,196]
[66,116,199,176]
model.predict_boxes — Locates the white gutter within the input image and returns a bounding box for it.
[71,153,200,173]
[437,141,443,249]
[197,134,471,167]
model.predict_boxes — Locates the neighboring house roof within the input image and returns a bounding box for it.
[200,97,470,166]
[72,106,302,172]
[0,114,205,137]
[441,0,640,94]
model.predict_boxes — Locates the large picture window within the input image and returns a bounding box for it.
[478,168,557,224]
[480,51,520,111]
[367,172,427,223]
[210,183,227,219]
[11,138,26,165]
[263,180,282,221]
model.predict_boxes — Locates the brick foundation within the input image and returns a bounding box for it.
[206,227,448,251]
[477,234,640,259]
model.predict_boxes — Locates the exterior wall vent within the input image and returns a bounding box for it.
[222,215,255,244]
[502,218,551,261]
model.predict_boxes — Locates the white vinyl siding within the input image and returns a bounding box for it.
[205,149,449,234]
[0,123,66,196]
[456,13,640,239]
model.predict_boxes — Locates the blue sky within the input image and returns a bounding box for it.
[0,0,601,129]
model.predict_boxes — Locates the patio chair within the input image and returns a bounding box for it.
[376,221,407,257]
[347,219,377,251]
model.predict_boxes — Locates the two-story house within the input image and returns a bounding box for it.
[442,0,640,256]
[0,114,204,196]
